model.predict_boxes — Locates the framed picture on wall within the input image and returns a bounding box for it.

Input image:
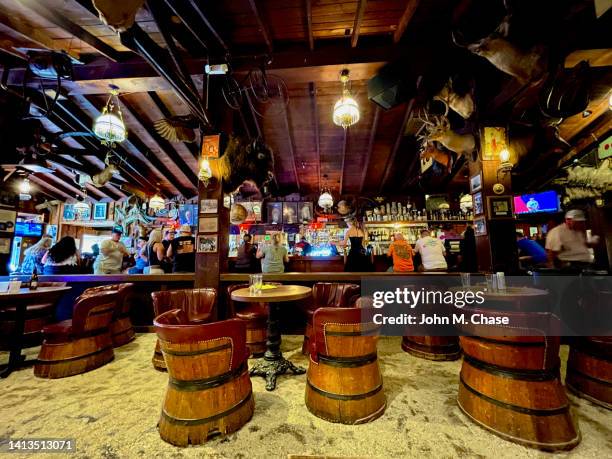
[473,192,484,216]
[267,202,282,224]
[298,202,313,223]
[62,204,75,221]
[474,217,487,236]
[470,173,482,193]
[93,202,108,220]
[283,202,298,224]
[198,216,218,233]
[200,199,217,214]
[74,204,91,221]
[179,204,197,225]
[487,195,513,219]
[197,234,218,253]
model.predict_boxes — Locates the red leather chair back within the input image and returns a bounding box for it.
[151,288,216,323]
[310,307,379,362]
[311,283,360,310]
[83,283,133,319]
[71,290,117,336]
[154,310,248,370]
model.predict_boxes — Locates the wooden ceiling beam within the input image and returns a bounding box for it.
[19,0,125,62]
[245,91,263,139]
[305,0,314,51]
[379,99,415,192]
[309,82,321,192]
[394,0,421,44]
[281,101,300,192]
[185,0,230,54]
[565,49,612,68]
[247,0,273,54]
[28,175,72,201]
[351,0,368,48]
[44,170,91,201]
[360,105,381,193]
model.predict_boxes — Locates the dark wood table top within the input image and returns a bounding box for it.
[231,285,312,303]
[0,285,72,300]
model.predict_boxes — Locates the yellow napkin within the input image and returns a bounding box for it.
[259,284,278,290]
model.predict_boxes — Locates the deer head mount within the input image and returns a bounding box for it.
[433,79,475,120]
[417,111,475,158]
[452,0,547,84]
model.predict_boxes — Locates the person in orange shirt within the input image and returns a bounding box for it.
[387,232,415,272]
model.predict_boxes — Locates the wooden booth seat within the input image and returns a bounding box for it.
[83,283,134,347]
[301,282,360,355]
[151,288,216,371]
[0,282,67,350]
[305,306,386,424]
[34,290,118,379]
[154,309,254,446]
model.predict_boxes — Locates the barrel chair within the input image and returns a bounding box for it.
[0,282,67,350]
[83,283,135,347]
[34,290,118,379]
[305,306,386,424]
[154,309,254,446]
[151,288,217,371]
[301,283,361,355]
[566,336,612,410]
[457,308,580,451]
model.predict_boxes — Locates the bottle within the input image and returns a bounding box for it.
[30,266,38,291]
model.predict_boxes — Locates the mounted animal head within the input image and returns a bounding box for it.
[92,0,145,32]
[418,111,476,157]
[434,79,475,119]
[220,136,276,195]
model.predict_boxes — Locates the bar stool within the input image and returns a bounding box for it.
[305,306,385,424]
[457,308,580,451]
[155,310,254,446]
[34,290,117,379]
[83,283,134,347]
[301,282,360,355]
[151,288,216,371]
[0,282,67,350]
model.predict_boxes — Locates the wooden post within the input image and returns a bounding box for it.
[469,127,518,273]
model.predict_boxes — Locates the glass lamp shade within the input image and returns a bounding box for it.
[318,191,334,210]
[499,148,511,163]
[19,178,31,194]
[149,194,165,211]
[198,158,213,182]
[333,95,360,128]
[74,201,89,214]
[93,113,127,144]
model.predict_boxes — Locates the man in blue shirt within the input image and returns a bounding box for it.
[516,232,547,268]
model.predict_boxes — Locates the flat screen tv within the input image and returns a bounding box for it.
[15,221,43,237]
[514,191,560,215]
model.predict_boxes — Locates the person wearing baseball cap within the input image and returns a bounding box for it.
[93,226,129,274]
[166,224,195,272]
[545,209,599,269]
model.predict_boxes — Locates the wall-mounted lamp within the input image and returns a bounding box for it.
[198,158,213,187]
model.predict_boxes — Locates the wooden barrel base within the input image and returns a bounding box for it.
[566,343,611,410]
[34,333,115,379]
[152,339,167,371]
[305,357,386,424]
[246,323,266,358]
[110,317,135,348]
[401,336,461,361]
[458,358,580,451]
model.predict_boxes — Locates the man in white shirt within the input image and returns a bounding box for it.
[414,229,448,271]
[93,227,129,274]
[545,209,598,268]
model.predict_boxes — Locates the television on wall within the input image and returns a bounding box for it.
[514,191,561,215]
[15,222,43,237]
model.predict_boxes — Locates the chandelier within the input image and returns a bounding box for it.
[149,194,166,212]
[333,69,360,129]
[74,199,89,219]
[318,190,334,211]
[93,85,127,146]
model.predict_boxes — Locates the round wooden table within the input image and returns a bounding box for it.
[0,286,71,378]
[231,285,312,390]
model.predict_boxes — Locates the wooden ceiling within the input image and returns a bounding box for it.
[0,0,610,203]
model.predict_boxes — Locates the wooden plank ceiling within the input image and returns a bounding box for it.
[0,0,609,204]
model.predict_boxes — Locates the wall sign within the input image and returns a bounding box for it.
[487,195,514,219]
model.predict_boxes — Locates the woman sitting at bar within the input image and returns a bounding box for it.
[342,218,373,272]
[144,229,166,274]
[256,233,288,273]
[41,236,80,274]
[20,234,52,274]
[93,228,129,275]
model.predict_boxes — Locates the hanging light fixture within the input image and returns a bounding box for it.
[19,177,31,194]
[333,69,360,129]
[93,85,127,146]
[198,158,213,186]
[149,193,166,212]
[73,197,90,220]
[318,190,334,211]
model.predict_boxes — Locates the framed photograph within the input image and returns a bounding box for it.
[487,195,514,219]
[45,224,58,242]
[62,204,75,222]
[201,134,221,158]
[241,201,262,222]
[179,204,197,225]
[198,216,218,233]
[474,217,487,236]
[283,202,298,224]
[473,192,484,216]
[298,202,314,223]
[267,202,283,224]
[470,173,482,193]
[93,202,108,220]
[74,203,91,221]
[200,199,218,214]
[481,126,507,161]
[197,234,218,253]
